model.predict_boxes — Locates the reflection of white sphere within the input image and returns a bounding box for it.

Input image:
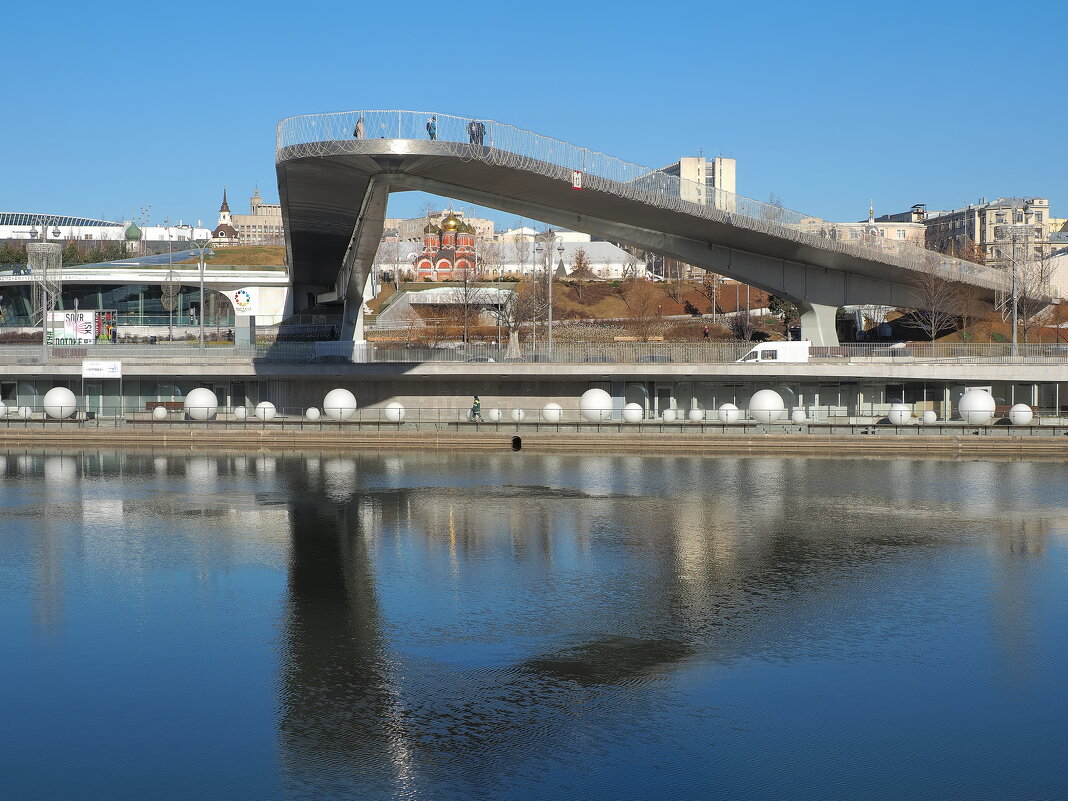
[43,387,77,419]
[748,389,785,423]
[662,408,677,423]
[305,407,321,422]
[486,408,501,422]
[542,402,563,423]
[887,403,911,426]
[958,390,995,425]
[1009,403,1034,426]
[384,401,406,423]
[921,410,938,425]
[579,388,613,422]
[323,388,358,421]
[791,408,807,424]
[687,409,704,423]
[510,408,525,423]
[184,388,218,421]
[18,406,32,420]
[255,401,276,421]
[718,403,740,424]
[234,406,247,421]
[152,405,168,421]
[622,403,644,423]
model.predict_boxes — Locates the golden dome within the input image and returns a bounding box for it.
[441,212,460,231]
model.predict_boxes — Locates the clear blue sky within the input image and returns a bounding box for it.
[4,0,1065,229]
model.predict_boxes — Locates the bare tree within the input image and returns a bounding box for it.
[663,258,685,302]
[514,219,531,278]
[451,270,490,354]
[569,247,594,279]
[1016,252,1054,343]
[478,240,503,280]
[728,311,755,341]
[487,278,539,358]
[911,263,964,341]
[618,279,661,340]
[697,271,721,315]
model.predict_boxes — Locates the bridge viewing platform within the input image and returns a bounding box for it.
[275,110,1023,346]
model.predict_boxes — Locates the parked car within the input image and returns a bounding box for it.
[637,354,673,363]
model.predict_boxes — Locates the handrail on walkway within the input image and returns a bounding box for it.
[276,110,1029,296]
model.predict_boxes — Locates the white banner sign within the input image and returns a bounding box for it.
[82,360,122,378]
[572,169,583,190]
[231,287,259,316]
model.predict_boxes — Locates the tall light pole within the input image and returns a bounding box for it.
[195,236,210,350]
[995,201,1033,357]
[551,240,563,357]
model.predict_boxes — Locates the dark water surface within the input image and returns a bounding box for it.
[2,451,1066,800]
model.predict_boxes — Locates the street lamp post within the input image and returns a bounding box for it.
[995,202,1034,357]
[195,237,210,350]
[551,240,563,357]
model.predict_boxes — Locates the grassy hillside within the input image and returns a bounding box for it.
[180,246,286,266]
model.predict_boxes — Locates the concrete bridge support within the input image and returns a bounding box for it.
[796,302,840,347]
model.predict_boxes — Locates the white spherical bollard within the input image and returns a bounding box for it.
[184,387,218,421]
[384,401,406,423]
[579,388,613,423]
[43,387,77,420]
[18,406,32,420]
[234,406,247,421]
[791,408,807,424]
[1009,403,1034,426]
[662,408,677,423]
[622,402,644,423]
[510,408,526,423]
[958,390,995,425]
[887,403,911,426]
[0,401,6,418]
[323,388,358,421]
[748,389,786,424]
[718,403,740,424]
[255,401,276,422]
[152,405,168,421]
[485,407,501,423]
[305,407,321,422]
[921,410,938,425]
[687,408,705,423]
[542,402,563,423]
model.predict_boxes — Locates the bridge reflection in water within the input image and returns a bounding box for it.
[1,451,1064,800]
[270,452,1062,800]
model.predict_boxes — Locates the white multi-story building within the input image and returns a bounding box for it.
[0,213,211,244]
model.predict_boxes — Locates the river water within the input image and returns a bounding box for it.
[1,450,1066,800]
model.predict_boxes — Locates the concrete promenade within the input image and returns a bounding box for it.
[3,424,1068,458]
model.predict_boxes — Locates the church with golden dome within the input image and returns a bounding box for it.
[415,211,477,280]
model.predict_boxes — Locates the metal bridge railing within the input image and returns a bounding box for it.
[2,341,1068,367]
[275,110,1023,295]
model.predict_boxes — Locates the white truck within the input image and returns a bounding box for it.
[736,341,811,363]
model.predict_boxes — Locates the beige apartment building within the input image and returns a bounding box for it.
[921,197,1053,267]
[657,156,737,208]
[232,189,285,245]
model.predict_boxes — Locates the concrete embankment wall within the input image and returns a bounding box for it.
[2,427,1068,458]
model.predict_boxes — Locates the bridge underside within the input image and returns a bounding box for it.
[277,140,991,346]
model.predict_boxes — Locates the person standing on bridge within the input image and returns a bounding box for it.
[353,115,365,139]
[470,395,482,422]
[426,116,437,141]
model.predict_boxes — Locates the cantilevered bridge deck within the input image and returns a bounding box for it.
[275,110,1013,345]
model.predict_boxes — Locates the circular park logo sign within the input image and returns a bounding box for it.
[233,289,253,312]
